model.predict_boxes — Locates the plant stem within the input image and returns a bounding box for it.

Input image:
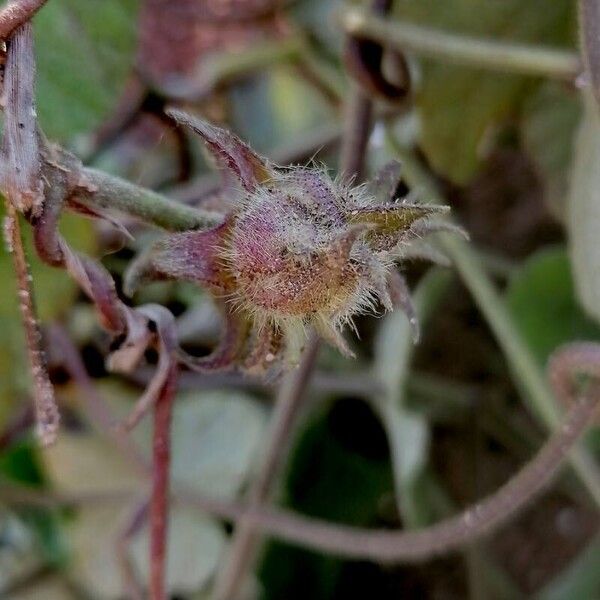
[386,135,600,506]
[79,168,221,232]
[117,500,149,600]
[150,364,177,600]
[204,389,598,562]
[4,204,58,446]
[339,85,374,180]
[212,337,321,600]
[0,0,48,39]
[212,67,377,600]
[6,377,598,566]
[343,7,580,80]
[371,269,452,525]
[579,0,600,106]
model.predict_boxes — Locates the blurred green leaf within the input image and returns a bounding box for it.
[371,269,452,527]
[0,439,45,486]
[0,439,67,567]
[0,511,45,594]
[258,401,393,600]
[372,303,429,526]
[506,245,600,365]
[536,536,600,600]
[291,0,344,57]
[42,386,266,598]
[65,504,226,598]
[394,0,574,184]
[104,385,269,497]
[230,65,333,154]
[34,0,139,141]
[170,391,267,497]
[130,508,225,596]
[522,82,581,220]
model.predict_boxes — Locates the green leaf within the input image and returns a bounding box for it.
[34,0,139,141]
[372,303,429,526]
[170,391,268,498]
[229,64,332,154]
[371,269,452,527]
[258,401,393,600]
[65,504,226,598]
[0,439,45,486]
[42,386,267,598]
[522,82,581,220]
[536,536,600,600]
[394,0,574,184]
[0,510,45,593]
[0,439,68,568]
[130,508,225,596]
[506,245,600,365]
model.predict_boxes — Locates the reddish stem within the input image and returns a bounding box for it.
[150,362,178,600]
[4,203,59,446]
[0,0,48,39]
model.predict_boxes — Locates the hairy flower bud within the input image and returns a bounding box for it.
[125,110,465,374]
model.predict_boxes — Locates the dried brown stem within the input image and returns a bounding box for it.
[0,0,48,40]
[338,87,374,181]
[0,26,216,592]
[0,21,43,214]
[3,204,58,446]
[0,23,58,446]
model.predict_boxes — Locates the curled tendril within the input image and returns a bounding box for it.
[343,0,411,102]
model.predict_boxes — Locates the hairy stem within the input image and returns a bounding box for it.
[548,342,600,410]
[343,7,580,80]
[78,168,221,232]
[4,204,58,446]
[6,384,597,563]
[190,389,600,561]
[579,0,600,106]
[578,0,600,111]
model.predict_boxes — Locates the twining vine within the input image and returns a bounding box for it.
[0,1,599,600]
